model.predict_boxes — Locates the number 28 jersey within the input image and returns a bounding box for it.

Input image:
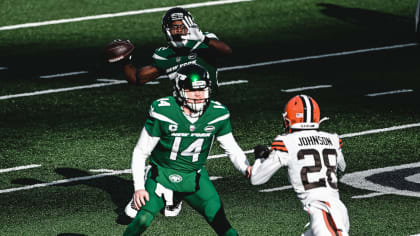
[145,96,231,172]
[253,130,346,204]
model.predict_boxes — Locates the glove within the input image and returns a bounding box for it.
[181,16,205,42]
[254,145,270,159]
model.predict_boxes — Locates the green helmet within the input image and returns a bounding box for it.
[174,64,212,117]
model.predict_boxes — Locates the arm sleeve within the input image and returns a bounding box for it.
[131,127,160,191]
[250,151,285,185]
[216,132,249,175]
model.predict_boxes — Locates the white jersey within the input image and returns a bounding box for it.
[251,130,349,235]
[251,130,346,206]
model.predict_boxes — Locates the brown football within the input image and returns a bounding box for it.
[104,39,134,63]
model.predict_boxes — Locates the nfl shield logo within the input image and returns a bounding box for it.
[190,125,195,131]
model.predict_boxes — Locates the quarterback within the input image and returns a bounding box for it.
[251,95,350,236]
[107,7,232,91]
[123,64,251,236]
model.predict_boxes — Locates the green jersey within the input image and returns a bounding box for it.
[145,96,231,172]
[151,33,219,89]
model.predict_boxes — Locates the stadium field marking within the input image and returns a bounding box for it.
[339,122,420,138]
[366,89,414,97]
[341,161,420,199]
[0,169,131,194]
[0,67,7,70]
[259,185,292,193]
[0,79,247,100]
[0,164,41,174]
[0,79,126,100]
[1,122,419,194]
[281,85,332,93]
[0,0,253,31]
[40,71,88,79]
[218,43,418,71]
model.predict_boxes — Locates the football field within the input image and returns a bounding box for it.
[1,0,420,235]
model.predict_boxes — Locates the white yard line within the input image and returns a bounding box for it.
[1,123,419,194]
[281,85,332,92]
[0,79,127,100]
[0,67,8,70]
[0,0,253,31]
[0,169,131,194]
[40,71,88,79]
[339,123,420,138]
[218,80,248,86]
[219,43,418,71]
[259,185,293,192]
[0,164,41,174]
[366,89,414,97]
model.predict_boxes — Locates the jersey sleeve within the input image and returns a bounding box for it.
[144,103,163,137]
[250,151,283,185]
[151,47,169,73]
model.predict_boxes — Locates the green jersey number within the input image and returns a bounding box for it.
[170,137,204,162]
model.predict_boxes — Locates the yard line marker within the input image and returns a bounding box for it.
[366,89,413,97]
[281,85,332,92]
[0,164,41,174]
[339,123,420,138]
[259,185,292,192]
[1,123,420,194]
[40,71,88,79]
[219,43,418,71]
[0,79,246,100]
[0,0,253,31]
[219,80,248,86]
[0,79,127,100]
[0,169,131,194]
[0,67,7,70]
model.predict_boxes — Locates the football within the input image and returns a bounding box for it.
[104,39,134,63]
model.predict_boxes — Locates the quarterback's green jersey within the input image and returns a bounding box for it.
[151,33,219,89]
[145,96,231,172]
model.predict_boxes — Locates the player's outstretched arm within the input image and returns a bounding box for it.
[216,133,251,177]
[123,64,161,85]
[250,147,283,185]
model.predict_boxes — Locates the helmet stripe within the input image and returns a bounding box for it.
[307,96,315,122]
[298,95,307,122]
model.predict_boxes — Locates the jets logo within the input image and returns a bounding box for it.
[169,174,183,183]
[169,124,178,132]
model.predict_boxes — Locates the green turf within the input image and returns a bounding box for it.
[1,0,420,235]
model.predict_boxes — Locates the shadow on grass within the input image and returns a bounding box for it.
[54,167,134,225]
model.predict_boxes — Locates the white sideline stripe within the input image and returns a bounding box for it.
[0,79,127,100]
[40,71,88,79]
[0,169,131,194]
[366,89,413,97]
[218,80,248,86]
[259,185,292,192]
[281,85,332,92]
[0,0,253,31]
[0,67,7,70]
[0,164,41,174]
[339,123,420,138]
[0,123,419,194]
[219,43,418,72]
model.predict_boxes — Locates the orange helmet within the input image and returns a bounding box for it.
[282,95,326,132]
